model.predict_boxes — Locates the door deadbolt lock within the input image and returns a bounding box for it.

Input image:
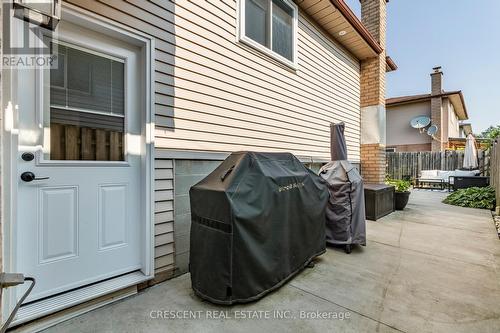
[20,172,50,182]
[21,152,35,162]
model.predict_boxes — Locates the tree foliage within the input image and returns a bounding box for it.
[478,125,500,140]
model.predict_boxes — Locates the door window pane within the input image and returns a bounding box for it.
[272,0,293,61]
[245,0,269,47]
[48,43,125,161]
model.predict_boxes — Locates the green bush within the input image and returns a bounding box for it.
[443,186,496,210]
[385,179,411,193]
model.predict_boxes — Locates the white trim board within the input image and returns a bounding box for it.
[155,149,331,164]
[13,287,137,333]
[1,3,156,326]
[12,271,145,328]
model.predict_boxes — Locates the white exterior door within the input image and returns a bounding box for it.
[15,22,145,302]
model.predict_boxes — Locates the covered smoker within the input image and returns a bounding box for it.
[319,123,366,253]
[189,152,329,304]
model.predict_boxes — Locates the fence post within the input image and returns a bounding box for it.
[491,138,500,214]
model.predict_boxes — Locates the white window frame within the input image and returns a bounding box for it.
[49,39,127,118]
[238,0,298,69]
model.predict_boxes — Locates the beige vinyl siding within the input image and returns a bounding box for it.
[65,0,361,273]
[153,157,174,274]
[67,0,361,161]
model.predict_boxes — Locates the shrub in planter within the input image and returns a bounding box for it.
[443,186,496,210]
[386,179,411,210]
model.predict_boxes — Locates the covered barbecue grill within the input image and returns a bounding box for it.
[320,123,366,253]
[189,152,329,304]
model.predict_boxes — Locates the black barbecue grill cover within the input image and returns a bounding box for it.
[189,152,329,304]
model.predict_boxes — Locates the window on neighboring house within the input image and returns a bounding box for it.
[386,148,396,153]
[240,0,297,66]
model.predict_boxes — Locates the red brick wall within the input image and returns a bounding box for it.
[360,0,387,183]
[361,144,386,183]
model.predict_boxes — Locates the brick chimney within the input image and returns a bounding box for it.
[431,66,444,151]
[359,0,387,183]
[431,66,443,95]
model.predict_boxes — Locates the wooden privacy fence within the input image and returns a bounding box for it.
[386,150,488,180]
[491,138,500,212]
[50,123,124,161]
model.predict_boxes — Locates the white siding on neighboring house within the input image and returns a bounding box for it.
[447,99,460,138]
[65,0,361,275]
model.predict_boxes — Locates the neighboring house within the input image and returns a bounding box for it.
[0,0,392,328]
[386,67,469,152]
[448,123,490,150]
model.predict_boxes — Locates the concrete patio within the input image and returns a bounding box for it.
[41,191,500,333]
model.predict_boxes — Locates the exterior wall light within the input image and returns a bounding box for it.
[13,0,61,30]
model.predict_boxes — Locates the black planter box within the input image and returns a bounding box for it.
[364,184,395,221]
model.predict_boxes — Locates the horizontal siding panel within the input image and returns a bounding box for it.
[153,94,360,150]
[155,201,173,213]
[154,89,334,137]
[155,138,359,162]
[155,128,329,154]
[153,99,334,140]
[155,112,359,146]
[156,118,328,149]
[155,244,174,258]
[155,59,361,125]
[153,156,175,269]
[154,254,174,270]
[154,232,174,247]
[155,168,173,180]
[155,190,173,202]
[155,264,174,274]
[155,70,360,128]
[155,179,173,191]
[157,31,360,110]
[153,38,359,120]
[155,159,173,169]
[155,222,174,235]
[155,211,174,224]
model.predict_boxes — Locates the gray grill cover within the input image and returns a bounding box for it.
[189,152,329,304]
[320,123,366,246]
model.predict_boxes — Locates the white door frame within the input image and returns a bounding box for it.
[1,3,155,322]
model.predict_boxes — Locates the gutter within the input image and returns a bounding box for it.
[386,56,398,71]
[329,0,384,54]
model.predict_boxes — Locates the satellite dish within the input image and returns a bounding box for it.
[410,116,431,129]
[427,125,438,136]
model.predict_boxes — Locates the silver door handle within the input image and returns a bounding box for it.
[20,172,50,182]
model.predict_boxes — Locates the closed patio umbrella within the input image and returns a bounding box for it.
[463,133,478,170]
